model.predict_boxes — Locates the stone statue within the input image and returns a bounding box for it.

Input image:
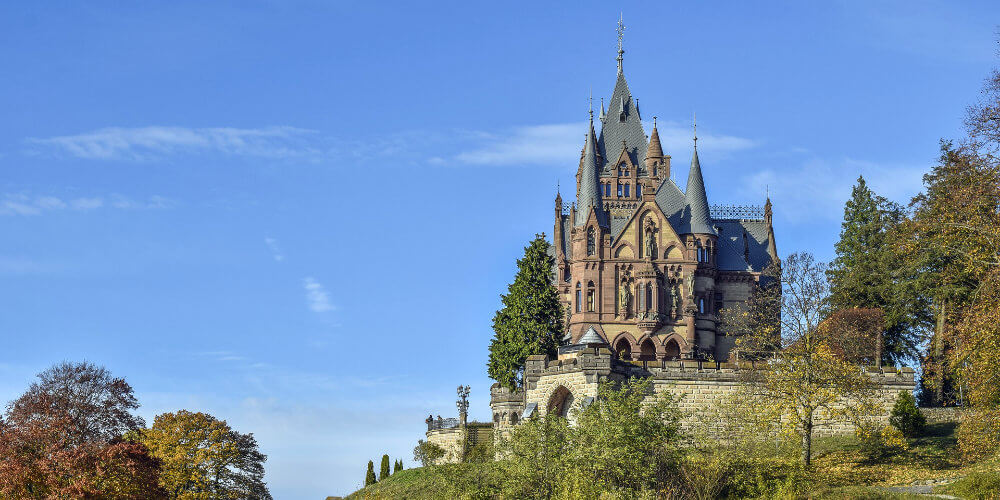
[664,283,673,317]
[674,282,683,318]
[685,272,695,298]
[619,281,632,317]
[644,222,656,258]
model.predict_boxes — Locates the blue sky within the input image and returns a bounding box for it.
[1,1,997,497]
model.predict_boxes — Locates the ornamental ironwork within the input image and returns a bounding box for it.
[709,204,764,220]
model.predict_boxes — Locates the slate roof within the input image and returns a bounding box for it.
[551,65,776,274]
[598,73,648,176]
[577,326,606,344]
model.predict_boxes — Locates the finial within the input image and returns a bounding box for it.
[589,88,593,121]
[693,112,698,148]
[558,180,561,194]
[653,116,657,128]
[616,13,625,74]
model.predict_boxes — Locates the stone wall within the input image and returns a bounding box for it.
[920,407,966,424]
[425,423,493,465]
[492,347,917,438]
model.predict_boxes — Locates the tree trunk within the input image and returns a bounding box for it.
[801,417,813,467]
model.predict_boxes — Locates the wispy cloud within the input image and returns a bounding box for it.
[446,121,756,167]
[0,193,174,216]
[264,237,285,262]
[746,157,925,223]
[27,126,319,161]
[302,277,333,313]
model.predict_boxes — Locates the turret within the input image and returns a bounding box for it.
[644,117,670,185]
[576,114,605,227]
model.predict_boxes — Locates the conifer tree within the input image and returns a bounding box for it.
[394,459,402,473]
[488,234,563,390]
[365,460,376,486]
[379,454,390,481]
[827,176,917,364]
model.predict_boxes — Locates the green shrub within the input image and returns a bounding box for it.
[413,439,445,467]
[947,469,1000,499]
[857,423,907,462]
[888,391,925,437]
[957,409,1000,463]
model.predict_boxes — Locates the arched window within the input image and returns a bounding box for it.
[652,167,658,177]
[605,183,611,197]
[617,183,623,197]
[586,227,596,256]
[586,281,596,312]
[640,338,656,361]
[623,183,630,198]
[547,386,574,417]
[645,283,653,312]
[575,282,582,312]
[615,337,632,360]
[664,339,680,360]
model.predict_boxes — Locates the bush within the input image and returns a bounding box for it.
[413,440,445,467]
[947,469,1000,499]
[957,409,1000,463]
[856,423,907,462]
[888,391,925,437]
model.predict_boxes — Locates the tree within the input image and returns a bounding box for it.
[827,176,919,364]
[139,410,271,500]
[379,454,390,481]
[0,362,164,499]
[889,391,926,438]
[412,440,444,467]
[393,459,402,474]
[895,142,1000,405]
[364,461,376,487]
[726,253,882,467]
[487,234,563,390]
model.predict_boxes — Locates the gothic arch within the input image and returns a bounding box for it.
[612,332,636,361]
[614,243,635,259]
[547,386,574,417]
[664,338,681,360]
[639,338,656,361]
[664,244,684,260]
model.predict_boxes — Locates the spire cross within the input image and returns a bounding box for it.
[693,112,698,148]
[616,13,625,74]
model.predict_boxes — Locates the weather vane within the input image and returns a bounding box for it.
[616,13,625,73]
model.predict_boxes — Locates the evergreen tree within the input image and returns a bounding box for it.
[827,176,918,364]
[488,234,563,390]
[365,460,376,486]
[379,454,390,481]
[394,459,402,473]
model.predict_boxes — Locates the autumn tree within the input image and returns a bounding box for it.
[725,253,882,467]
[0,361,164,499]
[139,410,271,500]
[488,234,563,390]
[827,176,919,364]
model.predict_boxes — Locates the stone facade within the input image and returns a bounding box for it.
[424,422,492,466]
[491,347,917,438]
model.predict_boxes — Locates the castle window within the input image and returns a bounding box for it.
[586,281,596,312]
[617,183,623,197]
[623,183,630,198]
[605,183,611,197]
[646,284,653,312]
[698,297,706,314]
[638,283,645,311]
[586,227,596,256]
[653,167,657,177]
[575,283,582,312]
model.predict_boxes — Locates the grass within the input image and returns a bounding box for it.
[340,423,988,499]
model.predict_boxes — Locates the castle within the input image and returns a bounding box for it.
[552,33,777,363]
[422,27,914,463]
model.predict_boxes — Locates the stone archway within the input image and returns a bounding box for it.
[614,337,633,361]
[547,386,574,417]
[639,338,657,361]
[664,338,681,360]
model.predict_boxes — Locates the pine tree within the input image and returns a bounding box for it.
[379,454,390,481]
[827,176,917,364]
[488,234,563,390]
[364,460,376,486]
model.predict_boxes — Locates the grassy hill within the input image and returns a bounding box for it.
[341,423,998,499]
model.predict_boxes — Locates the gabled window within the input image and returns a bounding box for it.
[586,227,596,256]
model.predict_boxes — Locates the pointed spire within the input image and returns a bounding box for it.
[576,115,604,226]
[616,13,625,75]
[599,98,606,121]
[764,195,778,263]
[685,122,716,236]
[646,116,663,159]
